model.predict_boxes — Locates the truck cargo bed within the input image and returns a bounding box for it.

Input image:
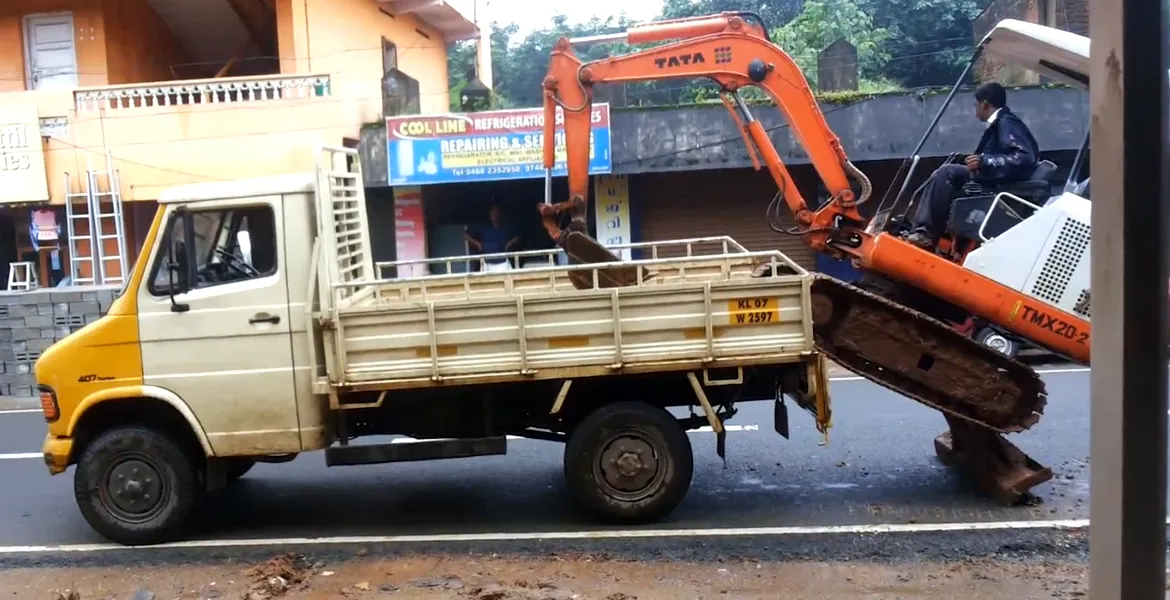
[311,238,815,391]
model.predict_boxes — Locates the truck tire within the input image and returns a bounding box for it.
[975,326,1020,359]
[563,401,693,525]
[73,425,198,545]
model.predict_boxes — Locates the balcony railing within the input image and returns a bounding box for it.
[74,73,332,112]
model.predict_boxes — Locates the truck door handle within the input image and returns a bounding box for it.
[249,313,280,325]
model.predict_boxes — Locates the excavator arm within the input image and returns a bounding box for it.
[538,12,871,247]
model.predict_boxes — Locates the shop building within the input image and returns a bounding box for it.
[0,0,478,289]
[365,103,621,275]
[360,85,1090,273]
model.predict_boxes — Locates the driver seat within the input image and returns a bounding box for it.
[947,159,1059,241]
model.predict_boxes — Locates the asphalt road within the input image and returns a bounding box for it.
[0,366,1099,552]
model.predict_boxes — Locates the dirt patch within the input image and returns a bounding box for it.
[0,554,1092,600]
[243,553,315,599]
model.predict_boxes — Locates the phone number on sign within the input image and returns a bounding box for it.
[449,162,575,177]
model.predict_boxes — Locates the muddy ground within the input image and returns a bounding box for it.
[3,552,1089,600]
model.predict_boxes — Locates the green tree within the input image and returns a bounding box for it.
[859,0,983,86]
[658,0,804,30]
[448,22,520,110]
[772,0,894,87]
[447,15,638,110]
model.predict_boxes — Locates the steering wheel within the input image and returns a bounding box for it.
[213,247,260,278]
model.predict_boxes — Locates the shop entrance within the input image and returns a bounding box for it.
[422,177,584,272]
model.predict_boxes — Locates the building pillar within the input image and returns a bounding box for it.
[1088,0,1169,595]
[475,0,493,90]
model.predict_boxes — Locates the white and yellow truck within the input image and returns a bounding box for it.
[34,147,831,545]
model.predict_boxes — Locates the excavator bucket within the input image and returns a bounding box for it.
[934,416,1053,505]
[561,231,643,290]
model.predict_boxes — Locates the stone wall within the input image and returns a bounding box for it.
[0,286,120,397]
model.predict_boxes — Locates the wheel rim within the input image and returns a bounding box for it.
[100,453,169,523]
[983,333,1013,355]
[593,430,667,502]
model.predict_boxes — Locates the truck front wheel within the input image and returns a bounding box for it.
[73,425,198,545]
[563,401,694,524]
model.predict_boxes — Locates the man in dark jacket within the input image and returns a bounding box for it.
[905,82,1040,248]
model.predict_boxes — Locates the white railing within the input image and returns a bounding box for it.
[353,236,807,307]
[73,73,331,111]
[376,236,761,279]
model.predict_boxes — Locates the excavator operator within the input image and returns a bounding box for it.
[905,82,1040,248]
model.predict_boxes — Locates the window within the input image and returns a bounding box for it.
[147,205,278,296]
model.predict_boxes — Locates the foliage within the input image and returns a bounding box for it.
[858,0,983,86]
[447,15,640,110]
[657,0,804,30]
[444,0,991,111]
[772,0,892,85]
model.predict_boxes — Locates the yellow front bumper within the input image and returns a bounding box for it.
[41,435,74,475]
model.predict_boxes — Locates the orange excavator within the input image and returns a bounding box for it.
[536,12,1095,504]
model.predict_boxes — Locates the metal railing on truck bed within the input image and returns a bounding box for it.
[311,236,814,393]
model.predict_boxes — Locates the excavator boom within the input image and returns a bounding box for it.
[538,12,1054,505]
[539,13,869,246]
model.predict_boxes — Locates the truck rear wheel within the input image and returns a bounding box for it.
[73,425,198,545]
[563,401,693,524]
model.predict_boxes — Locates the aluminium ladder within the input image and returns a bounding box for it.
[64,149,128,287]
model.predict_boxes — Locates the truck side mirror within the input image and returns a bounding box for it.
[166,211,191,313]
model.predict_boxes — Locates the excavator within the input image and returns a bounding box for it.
[535,13,1094,504]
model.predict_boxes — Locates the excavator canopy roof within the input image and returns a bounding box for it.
[980,19,1089,89]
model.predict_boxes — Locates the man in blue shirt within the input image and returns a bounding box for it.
[464,203,520,272]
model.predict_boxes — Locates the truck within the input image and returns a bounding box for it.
[35,147,833,545]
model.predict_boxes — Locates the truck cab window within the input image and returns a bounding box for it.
[148,205,279,296]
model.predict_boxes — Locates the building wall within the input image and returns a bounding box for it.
[974,0,1089,83]
[276,0,452,119]
[0,0,189,93]
[0,0,108,92]
[101,0,188,85]
[635,168,816,269]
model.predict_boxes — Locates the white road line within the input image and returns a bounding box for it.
[0,453,40,461]
[0,518,1101,555]
[0,409,41,415]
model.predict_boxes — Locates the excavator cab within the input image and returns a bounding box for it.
[871,19,1090,254]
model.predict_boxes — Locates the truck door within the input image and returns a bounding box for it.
[136,195,300,456]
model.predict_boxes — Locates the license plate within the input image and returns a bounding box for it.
[727,297,779,326]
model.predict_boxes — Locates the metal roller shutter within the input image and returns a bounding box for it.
[635,169,816,269]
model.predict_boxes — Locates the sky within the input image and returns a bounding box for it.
[479,0,665,36]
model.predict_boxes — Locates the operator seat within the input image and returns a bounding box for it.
[946,159,1059,242]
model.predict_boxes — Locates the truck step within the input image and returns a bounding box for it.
[325,436,507,466]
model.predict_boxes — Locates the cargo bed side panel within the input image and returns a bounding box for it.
[333,277,811,386]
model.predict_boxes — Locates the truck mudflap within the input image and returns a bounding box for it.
[807,274,1053,505]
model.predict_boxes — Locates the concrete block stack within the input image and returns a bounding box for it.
[0,285,121,398]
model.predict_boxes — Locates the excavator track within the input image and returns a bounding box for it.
[808,274,1053,504]
[552,230,1053,505]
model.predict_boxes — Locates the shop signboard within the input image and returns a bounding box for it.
[593,174,632,260]
[385,104,612,185]
[0,104,50,204]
